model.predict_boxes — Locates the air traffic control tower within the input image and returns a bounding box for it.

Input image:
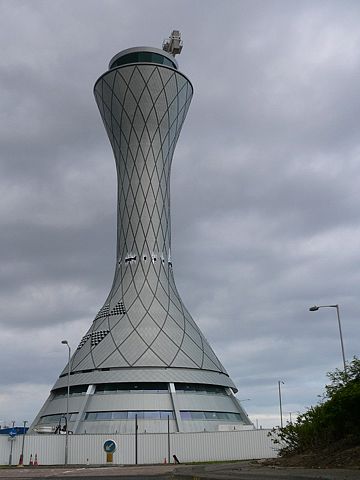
[31,32,252,434]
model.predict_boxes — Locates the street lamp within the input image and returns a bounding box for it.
[288,412,296,424]
[8,420,15,466]
[20,420,27,466]
[308,304,347,375]
[61,340,71,465]
[278,381,284,428]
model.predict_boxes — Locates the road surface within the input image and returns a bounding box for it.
[0,462,358,479]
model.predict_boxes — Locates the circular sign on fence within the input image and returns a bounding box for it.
[103,439,117,453]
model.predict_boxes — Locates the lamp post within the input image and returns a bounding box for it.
[8,420,15,466]
[309,304,347,375]
[135,413,138,465]
[61,340,71,465]
[167,414,170,464]
[288,411,301,424]
[288,412,296,424]
[20,420,27,466]
[278,381,284,428]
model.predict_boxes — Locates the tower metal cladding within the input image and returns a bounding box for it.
[31,36,252,434]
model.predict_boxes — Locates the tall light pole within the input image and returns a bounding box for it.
[20,420,27,466]
[309,304,347,375]
[288,412,296,424]
[167,414,170,465]
[135,413,138,465]
[61,340,71,465]
[8,420,15,466]
[278,381,284,428]
[288,411,301,424]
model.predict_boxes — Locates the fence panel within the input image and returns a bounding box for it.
[0,429,277,465]
[171,430,277,463]
[139,433,168,464]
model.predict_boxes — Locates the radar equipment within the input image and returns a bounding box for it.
[162,30,183,57]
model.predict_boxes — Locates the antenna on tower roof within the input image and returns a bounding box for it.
[162,30,183,57]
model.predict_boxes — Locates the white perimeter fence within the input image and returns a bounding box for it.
[0,429,278,466]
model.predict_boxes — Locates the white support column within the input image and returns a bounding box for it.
[72,385,95,433]
[169,383,182,432]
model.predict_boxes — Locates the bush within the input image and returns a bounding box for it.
[269,356,360,456]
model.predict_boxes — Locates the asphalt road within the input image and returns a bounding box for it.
[0,463,359,480]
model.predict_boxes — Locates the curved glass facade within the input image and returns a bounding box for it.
[95,382,168,394]
[84,410,175,421]
[110,51,176,70]
[180,411,242,421]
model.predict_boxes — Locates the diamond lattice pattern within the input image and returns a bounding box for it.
[69,64,227,375]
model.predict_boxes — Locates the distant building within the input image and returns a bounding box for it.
[30,33,252,434]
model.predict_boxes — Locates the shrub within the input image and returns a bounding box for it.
[269,356,360,456]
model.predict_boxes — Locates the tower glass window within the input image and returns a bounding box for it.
[109,51,177,70]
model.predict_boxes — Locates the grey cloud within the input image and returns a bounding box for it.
[0,0,359,427]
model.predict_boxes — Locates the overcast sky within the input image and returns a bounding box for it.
[0,0,359,429]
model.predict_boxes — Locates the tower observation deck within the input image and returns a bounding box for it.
[30,36,252,434]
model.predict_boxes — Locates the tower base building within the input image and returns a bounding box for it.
[30,35,252,434]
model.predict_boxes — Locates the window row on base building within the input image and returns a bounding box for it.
[33,381,252,434]
[52,383,229,397]
[39,410,242,423]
